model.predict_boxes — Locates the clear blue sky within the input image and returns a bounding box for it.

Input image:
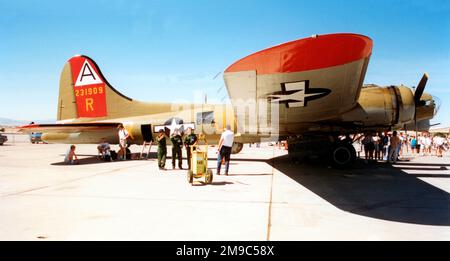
[1,0,449,126]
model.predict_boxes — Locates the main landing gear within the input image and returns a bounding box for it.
[329,142,357,168]
[231,142,244,154]
[287,136,356,168]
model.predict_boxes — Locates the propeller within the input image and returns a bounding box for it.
[413,73,429,130]
[414,73,428,106]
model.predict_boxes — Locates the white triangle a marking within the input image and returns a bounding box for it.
[75,60,103,87]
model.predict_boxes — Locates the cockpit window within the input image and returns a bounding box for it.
[197,111,215,125]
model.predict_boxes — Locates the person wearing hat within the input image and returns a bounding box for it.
[156,129,167,170]
[170,128,183,169]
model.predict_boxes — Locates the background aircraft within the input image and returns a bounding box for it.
[20,33,438,167]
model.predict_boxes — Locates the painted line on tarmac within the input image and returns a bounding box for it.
[266,147,276,241]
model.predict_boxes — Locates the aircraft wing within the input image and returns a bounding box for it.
[224,33,373,125]
[18,122,121,133]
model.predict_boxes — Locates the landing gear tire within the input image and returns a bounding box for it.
[330,143,356,168]
[231,142,243,154]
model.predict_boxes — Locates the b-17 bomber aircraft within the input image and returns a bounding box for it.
[20,33,438,167]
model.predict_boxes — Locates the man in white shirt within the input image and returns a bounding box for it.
[419,135,426,156]
[435,135,445,157]
[217,124,234,175]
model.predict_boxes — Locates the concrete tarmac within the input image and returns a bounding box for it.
[0,136,449,240]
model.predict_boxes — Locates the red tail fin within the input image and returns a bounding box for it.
[68,55,108,118]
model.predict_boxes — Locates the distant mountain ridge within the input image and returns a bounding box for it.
[0,117,55,126]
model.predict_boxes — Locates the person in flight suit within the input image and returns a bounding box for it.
[170,128,183,169]
[156,129,167,170]
[183,127,197,170]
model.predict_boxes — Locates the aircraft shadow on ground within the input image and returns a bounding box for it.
[269,155,450,226]
[229,173,273,176]
[191,181,234,186]
[51,153,158,166]
[206,157,270,163]
[50,153,269,166]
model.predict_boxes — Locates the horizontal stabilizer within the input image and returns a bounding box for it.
[18,122,121,134]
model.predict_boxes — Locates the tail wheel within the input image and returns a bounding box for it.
[330,143,356,168]
[205,169,213,184]
[231,142,244,154]
[187,170,194,184]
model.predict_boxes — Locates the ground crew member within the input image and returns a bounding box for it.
[156,129,167,170]
[184,127,197,170]
[170,128,183,169]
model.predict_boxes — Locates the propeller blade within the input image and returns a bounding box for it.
[414,73,428,106]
